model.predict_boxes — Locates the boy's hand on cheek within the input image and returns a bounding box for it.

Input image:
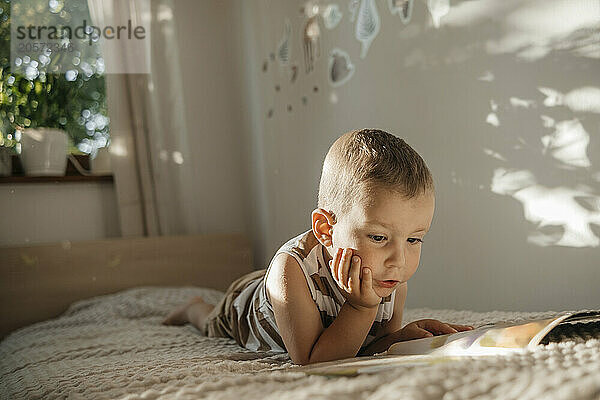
[329,248,382,311]
[395,319,474,341]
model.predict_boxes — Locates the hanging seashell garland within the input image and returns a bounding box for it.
[355,0,380,59]
[303,15,321,73]
[277,19,291,66]
[262,0,453,120]
[289,64,298,83]
[427,0,450,28]
[348,0,360,22]
[328,48,355,87]
[322,4,342,30]
[388,0,414,24]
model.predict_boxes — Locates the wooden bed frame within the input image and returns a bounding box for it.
[0,234,254,339]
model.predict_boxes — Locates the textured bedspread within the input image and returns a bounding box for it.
[1,287,599,400]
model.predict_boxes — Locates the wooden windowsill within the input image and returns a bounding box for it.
[0,175,114,184]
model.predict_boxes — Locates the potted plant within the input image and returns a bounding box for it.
[19,127,69,176]
[1,72,76,176]
[0,2,109,176]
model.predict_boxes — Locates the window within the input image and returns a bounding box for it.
[0,0,109,156]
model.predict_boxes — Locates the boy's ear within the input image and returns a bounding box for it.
[311,208,336,247]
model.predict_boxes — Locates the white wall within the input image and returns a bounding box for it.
[5,2,597,313]
[172,0,249,237]
[0,182,120,247]
[230,0,600,311]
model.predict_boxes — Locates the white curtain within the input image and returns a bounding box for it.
[87,0,196,236]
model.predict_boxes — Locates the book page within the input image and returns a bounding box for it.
[387,316,564,357]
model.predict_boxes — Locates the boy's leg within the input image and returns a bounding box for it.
[162,296,215,331]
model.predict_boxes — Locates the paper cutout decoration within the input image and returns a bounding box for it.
[322,4,343,30]
[290,64,298,83]
[427,0,450,28]
[355,0,380,59]
[328,48,355,87]
[348,0,360,22]
[302,1,320,17]
[388,0,413,24]
[277,19,291,66]
[303,15,321,73]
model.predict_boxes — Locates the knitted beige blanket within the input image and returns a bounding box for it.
[1,287,599,400]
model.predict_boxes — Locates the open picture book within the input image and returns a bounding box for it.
[300,310,600,376]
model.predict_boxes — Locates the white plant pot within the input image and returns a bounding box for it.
[20,128,69,176]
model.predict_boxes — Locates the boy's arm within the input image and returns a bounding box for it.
[266,253,379,365]
[360,283,475,355]
[358,282,407,356]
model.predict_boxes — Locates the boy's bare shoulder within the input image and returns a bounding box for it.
[272,251,297,265]
[265,252,324,365]
[265,252,311,301]
[266,252,301,285]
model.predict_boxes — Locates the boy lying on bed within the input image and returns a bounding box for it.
[163,129,473,365]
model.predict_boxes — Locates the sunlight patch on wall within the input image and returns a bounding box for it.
[486,100,500,127]
[157,4,173,22]
[484,82,599,248]
[172,151,184,165]
[483,148,507,162]
[541,119,591,169]
[491,168,600,247]
[444,0,600,61]
[478,71,495,82]
[510,97,536,109]
[539,87,600,114]
[108,138,128,157]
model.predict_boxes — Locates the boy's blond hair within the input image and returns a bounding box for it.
[317,129,434,216]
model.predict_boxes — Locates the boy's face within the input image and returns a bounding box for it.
[325,188,435,298]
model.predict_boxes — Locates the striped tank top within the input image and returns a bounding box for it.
[230,229,396,353]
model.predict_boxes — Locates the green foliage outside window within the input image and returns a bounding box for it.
[0,0,109,154]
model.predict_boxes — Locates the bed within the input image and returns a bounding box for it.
[1,235,599,400]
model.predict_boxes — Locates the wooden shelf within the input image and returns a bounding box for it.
[0,175,114,184]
